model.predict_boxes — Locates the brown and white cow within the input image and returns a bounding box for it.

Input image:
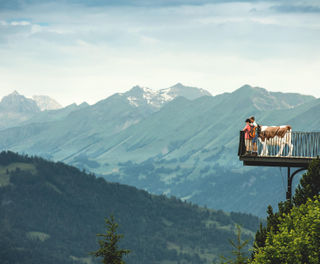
[258,125,293,156]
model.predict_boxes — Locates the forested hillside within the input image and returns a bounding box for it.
[0,151,260,264]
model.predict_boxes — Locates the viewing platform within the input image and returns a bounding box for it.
[238,131,320,168]
[238,130,320,199]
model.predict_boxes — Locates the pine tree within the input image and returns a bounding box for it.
[216,225,249,264]
[252,201,291,256]
[229,225,249,264]
[252,159,320,260]
[250,197,320,264]
[293,158,320,206]
[91,215,130,264]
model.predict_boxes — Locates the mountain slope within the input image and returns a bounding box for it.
[0,151,260,264]
[22,102,90,125]
[65,85,317,167]
[232,85,315,110]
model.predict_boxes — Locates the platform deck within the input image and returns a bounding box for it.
[239,155,315,168]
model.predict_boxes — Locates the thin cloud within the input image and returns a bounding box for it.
[0,0,262,9]
[10,20,31,26]
[271,4,320,13]
[0,0,320,104]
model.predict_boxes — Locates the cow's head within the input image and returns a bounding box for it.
[257,124,261,135]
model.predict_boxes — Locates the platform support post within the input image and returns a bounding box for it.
[286,167,291,201]
[286,167,307,201]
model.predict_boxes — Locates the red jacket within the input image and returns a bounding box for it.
[243,124,251,139]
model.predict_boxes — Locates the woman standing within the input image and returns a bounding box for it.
[243,119,252,154]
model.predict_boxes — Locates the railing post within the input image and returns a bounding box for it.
[238,131,246,156]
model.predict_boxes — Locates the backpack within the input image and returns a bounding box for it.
[249,125,256,139]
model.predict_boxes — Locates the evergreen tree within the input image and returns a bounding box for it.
[252,159,320,260]
[253,201,292,253]
[216,225,249,264]
[293,158,320,206]
[250,197,320,264]
[91,215,130,264]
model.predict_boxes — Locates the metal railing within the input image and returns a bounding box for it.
[238,131,320,158]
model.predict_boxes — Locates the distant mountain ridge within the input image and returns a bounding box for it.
[0,91,65,130]
[234,85,315,110]
[0,83,209,130]
[0,84,318,216]
[0,91,40,113]
[0,91,40,130]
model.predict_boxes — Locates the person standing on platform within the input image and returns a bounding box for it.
[250,116,258,156]
[243,119,252,155]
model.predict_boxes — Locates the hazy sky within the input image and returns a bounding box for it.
[1,0,320,106]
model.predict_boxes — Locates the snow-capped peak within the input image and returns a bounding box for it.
[124,86,166,108]
[123,83,211,109]
[32,95,62,111]
[162,83,212,100]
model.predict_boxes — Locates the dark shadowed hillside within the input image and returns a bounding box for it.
[0,151,260,264]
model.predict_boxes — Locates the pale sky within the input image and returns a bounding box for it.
[0,0,320,106]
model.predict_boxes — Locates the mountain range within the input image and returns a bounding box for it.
[0,83,319,217]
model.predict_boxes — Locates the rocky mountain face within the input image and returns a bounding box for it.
[122,83,212,110]
[32,95,62,111]
[160,82,212,100]
[0,91,64,130]
[0,91,40,129]
[0,91,40,113]
[0,84,318,216]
